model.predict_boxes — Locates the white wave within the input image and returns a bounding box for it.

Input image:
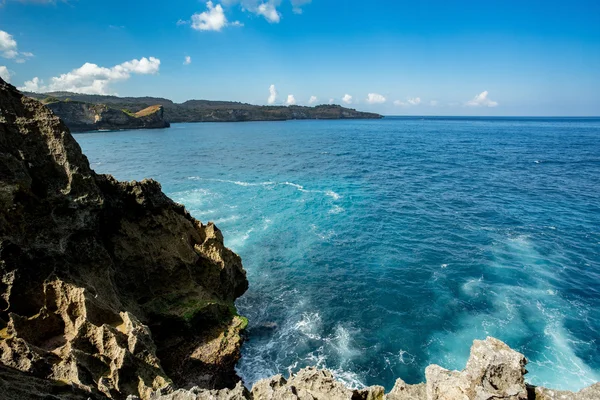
[398,349,416,365]
[326,190,341,200]
[226,228,254,250]
[281,181,305,191]
[330,368,366,390]
[427,233,599,391]
[214,215,240,224]
[295,312,323,340]
[329,205,345,215]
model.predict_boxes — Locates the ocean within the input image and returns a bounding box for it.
[75,116,600,391]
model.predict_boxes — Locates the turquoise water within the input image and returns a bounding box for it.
[75,117,600,391]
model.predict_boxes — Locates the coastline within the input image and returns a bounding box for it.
[1,78,599,399]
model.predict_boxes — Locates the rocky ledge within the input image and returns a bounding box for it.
[1,77,598,399]
[152,337,600,400]
[44,100,170,132]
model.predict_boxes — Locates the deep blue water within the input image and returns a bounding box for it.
[75,117,600,391]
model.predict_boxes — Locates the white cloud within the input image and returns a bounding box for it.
[216,0,308,24]
[0,30,34,61]
[268,84,278,104]
[184,56,192,65]
[394,97,421,106]
[342,94,353,104]
[308,95,317,105]
[192,1,228,31]
[18,76,42,92]
[257,2,281,23]
[328,98,334,104]
[466,91,498,107]
[177,19,190,26]
[290,0,311,14]
[0,65,12,83]
[286,94,296,105]
[430,100,438,106]
[0,30,17,59]
[366,93,386,104]
[17,57,160,94]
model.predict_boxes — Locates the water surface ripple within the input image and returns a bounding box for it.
[76,117,600,391]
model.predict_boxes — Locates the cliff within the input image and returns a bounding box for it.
[43,100,170,132]
[25,92,383,125]
[1,78,598,399]
[0,78,247,399]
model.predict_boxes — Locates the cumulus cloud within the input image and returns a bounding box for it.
[290,0,311,14]
[257,2,281,23]
[366,93,386,104]
[328,98,334,104]
[286,94,296,105]
[466,91,498,107]
[18,57,161,94]
[184,56,192,65]
[18,76,42,92]
[0,65,11,82]
[192,1,229,31]
[0,30,33,61]
[394,97,421,106]
[308,95,317,105]
[268,84,277,104]
[342,94,353,104]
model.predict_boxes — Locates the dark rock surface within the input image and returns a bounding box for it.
[0,77,247,399]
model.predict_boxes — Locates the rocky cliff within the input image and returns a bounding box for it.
[25,92,383,124]
[1,78,598,400]
[44,100,170,132]
[0,78,246,399]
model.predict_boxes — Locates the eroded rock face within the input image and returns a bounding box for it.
[45,101,170,132]
[0,78,247,399]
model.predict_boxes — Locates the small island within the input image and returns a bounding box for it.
[25,91,383,132]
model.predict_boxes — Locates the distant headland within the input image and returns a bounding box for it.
[24,91,383,132]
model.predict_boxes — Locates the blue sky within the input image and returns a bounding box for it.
[1,0,599,115]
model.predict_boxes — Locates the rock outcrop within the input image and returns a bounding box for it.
[44,100,170,132]
[0,78,246,399]
[150,337,600,400]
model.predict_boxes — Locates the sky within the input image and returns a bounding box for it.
[1,0,599,116]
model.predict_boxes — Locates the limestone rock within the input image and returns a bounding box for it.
[386,378,425,400]
[148,381,249,400]
[425,337,527,400]
[0,77,247,399]
[532,383,600,400]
